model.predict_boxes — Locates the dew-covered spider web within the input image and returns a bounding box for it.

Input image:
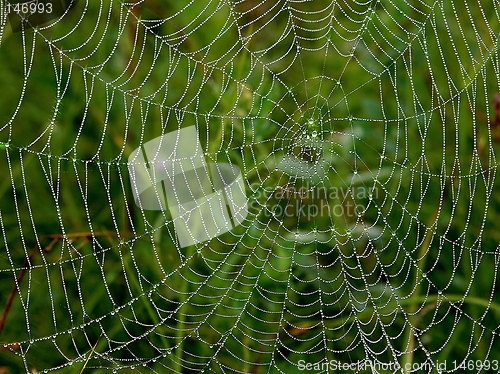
[1,0,500,373]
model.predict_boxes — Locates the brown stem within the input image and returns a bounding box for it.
[127,1,142,77]
[0,231,132,337]
[0,244,43,336]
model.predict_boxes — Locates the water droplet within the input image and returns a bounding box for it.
[311,131,317,138]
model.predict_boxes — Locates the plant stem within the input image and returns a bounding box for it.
[173,257,191,373]
[401,195,444,372]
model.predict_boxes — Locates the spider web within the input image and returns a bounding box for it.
[1,0,500,372]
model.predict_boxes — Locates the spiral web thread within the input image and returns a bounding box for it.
[0,0,500,373]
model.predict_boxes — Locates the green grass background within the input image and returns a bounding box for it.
[0,0,500,373]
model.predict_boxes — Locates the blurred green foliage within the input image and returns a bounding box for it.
[0,0,500,373]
